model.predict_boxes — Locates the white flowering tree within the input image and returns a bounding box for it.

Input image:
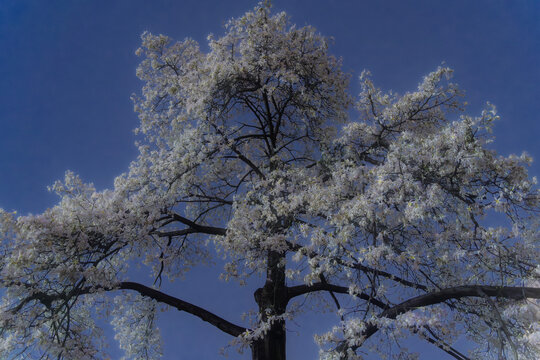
[1,3,539,360]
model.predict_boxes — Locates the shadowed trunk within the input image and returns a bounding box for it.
[250,319,286,360]
[251,250,287,360]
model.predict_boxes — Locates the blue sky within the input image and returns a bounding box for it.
[0,0,539,359]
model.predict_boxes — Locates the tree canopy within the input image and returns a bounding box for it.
[0,3,538,360]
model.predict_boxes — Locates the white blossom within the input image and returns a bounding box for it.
[0,2,538,360]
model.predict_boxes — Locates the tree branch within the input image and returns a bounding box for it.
[150,228,198,238]
[285,240,427,291]
[418,326,471,360]
[169,213,227,236]
[319,274,344,321]
[420,334,470,360]
[337,285,540,356]
[118,282,246,337]
[10,281,247,338]
[287,280,471,359]
[287,282,389,310]
[210,122,266,179]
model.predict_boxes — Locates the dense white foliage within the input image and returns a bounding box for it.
[0,3,538,359]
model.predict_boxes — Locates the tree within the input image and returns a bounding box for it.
[0,3,539,359]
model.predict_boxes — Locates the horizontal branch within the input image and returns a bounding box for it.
[338,285,540,356]
[150,228,198,238]
[288,281,470,359]
[169,213,227,236]
[119,282,246,337]
[10,280,246,338]
[287,282,389,310]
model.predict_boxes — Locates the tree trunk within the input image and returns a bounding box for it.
[251,250,287,360]
[250,319,286,360]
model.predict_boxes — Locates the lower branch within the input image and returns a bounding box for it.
[336,285,540,356]
[10,280,247,338]
[118,281,246,337]
[286,281,473,359]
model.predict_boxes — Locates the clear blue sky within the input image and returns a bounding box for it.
[0,1,539,359]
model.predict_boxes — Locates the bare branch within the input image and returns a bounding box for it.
[168,213,227,236]
[9,281,247,338]
[286,282,389,310]
[118,282,246,337]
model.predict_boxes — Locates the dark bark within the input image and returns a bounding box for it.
[118,282,246,337]
[287,282,389,309]
[168,213,227,236]
[251,250,288,360]
[250,321,286,360]
[11,280,248,338]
